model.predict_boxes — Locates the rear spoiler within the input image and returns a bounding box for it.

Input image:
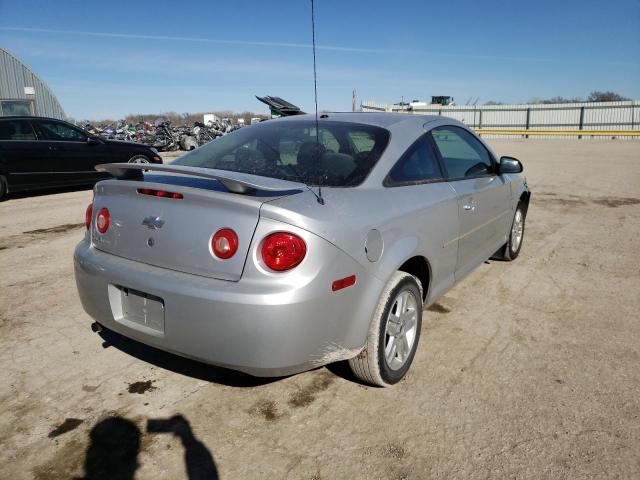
[96,163,303,194]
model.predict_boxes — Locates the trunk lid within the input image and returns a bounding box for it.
[91,171,301,281]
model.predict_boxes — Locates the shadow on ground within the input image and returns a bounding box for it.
[325,360,369,386]
[98,328,282,388]
[80,414,217,480]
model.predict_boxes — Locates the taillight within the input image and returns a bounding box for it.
[85,203,93,230]
[137,188,183,199]
[261,232,306,271]
[211,228,238,259]
[96,208,110,234]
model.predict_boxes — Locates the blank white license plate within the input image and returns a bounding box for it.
[109,285,165,334]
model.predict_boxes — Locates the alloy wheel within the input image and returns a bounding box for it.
[384,290,419,371]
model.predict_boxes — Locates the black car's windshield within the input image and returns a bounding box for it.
[173,120,390,187]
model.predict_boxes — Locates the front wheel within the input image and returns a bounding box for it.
[349,272,423,387]
[502,204,526,260]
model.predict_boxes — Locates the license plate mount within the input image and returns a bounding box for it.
[108,284,165,335]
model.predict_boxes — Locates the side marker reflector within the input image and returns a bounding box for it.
[332,275,356,292]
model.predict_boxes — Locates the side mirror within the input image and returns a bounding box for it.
[87,136,101,146]
[499,156,523,174]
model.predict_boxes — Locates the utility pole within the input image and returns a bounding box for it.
[352,89,356,112]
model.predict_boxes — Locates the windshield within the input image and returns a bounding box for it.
[173,120,390,187]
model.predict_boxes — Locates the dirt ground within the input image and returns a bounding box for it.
[1,139,639,479]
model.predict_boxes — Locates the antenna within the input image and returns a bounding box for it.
[310,0,324,205]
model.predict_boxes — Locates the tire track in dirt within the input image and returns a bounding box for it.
[0,223,84,250]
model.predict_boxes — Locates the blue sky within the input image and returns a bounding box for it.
[1,0,638,120]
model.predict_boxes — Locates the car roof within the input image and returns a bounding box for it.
[270,112,445,129]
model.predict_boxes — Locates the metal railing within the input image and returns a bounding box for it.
[361,100,640,139]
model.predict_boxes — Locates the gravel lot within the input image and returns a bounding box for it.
[1,139,639,479]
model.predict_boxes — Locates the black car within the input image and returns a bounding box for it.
[0,116,162,199]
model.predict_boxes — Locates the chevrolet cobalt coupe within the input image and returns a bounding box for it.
[74,113,529,386]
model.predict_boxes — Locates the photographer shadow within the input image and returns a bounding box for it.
[81,415,217,480]
[147,415,218,480]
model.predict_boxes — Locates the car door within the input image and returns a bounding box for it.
[430,126,512,280]
[384,135,459,299]
[33,120,110,184]
[0,119,53,189]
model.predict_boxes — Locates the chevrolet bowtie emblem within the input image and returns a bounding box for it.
[142,216,165,230]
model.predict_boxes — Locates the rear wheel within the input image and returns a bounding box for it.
[128,155,150,164]
[349,272,423,387]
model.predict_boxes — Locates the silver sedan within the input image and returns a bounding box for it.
[74,113,529,386]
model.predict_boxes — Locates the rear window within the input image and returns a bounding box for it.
[173,120,390,187]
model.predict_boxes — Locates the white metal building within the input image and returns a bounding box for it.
[0,47,66,119]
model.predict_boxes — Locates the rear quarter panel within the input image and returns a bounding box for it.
[260,182,459,306]
[261,116,463,306]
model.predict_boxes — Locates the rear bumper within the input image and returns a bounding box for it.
[74,240,383,377]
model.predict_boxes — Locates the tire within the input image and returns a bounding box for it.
[0,175,7,201]
[502,204,526,261]
[180,136,198,151]
[128,155,150,164]
[349,272,423,387]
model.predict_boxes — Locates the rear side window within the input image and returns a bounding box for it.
[0,120,36,140]
[386,136,443,185]
[431,126,493,179]
[37,121,87,142]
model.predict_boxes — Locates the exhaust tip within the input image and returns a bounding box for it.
[90,322,103,333]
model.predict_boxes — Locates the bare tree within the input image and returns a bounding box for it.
[586,91,630,102]
[528,91,630,105]
[531,96,583,104]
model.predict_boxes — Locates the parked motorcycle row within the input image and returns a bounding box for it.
[80,118,240,151]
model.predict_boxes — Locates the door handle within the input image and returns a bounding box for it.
[463,199,478,211]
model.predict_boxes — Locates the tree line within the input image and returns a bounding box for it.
[484,91,631,105]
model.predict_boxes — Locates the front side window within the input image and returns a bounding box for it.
[431,126,493,179]
[37,121,87,142]
[173,120,390,187]
[386,136,443,184]
[0,120,36,141]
